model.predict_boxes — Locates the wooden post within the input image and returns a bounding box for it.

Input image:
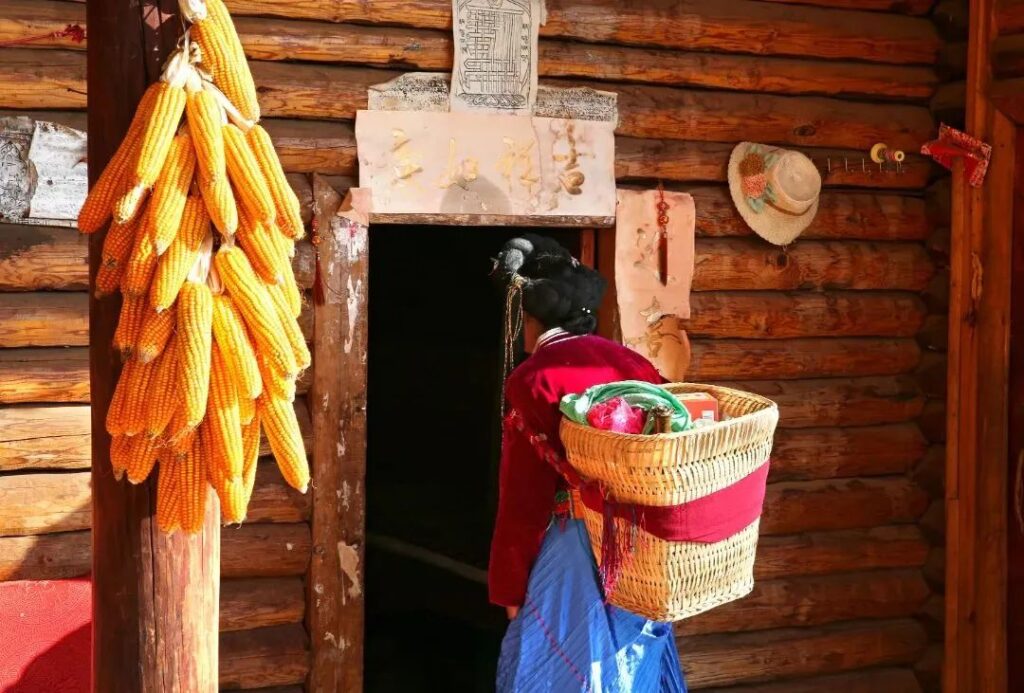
[308,176,369,691]
[88,2,220,691]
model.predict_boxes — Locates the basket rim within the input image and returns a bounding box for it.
[560,382,778,443]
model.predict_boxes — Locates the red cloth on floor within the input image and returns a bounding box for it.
[0,577,90,693]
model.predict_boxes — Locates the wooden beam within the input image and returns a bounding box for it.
[308,178,368,692]
[998,0,1024,34]
[0,530,91,581]
[679,569,930,636]
[0,403,90,470]
[681,619,928,688]
[0,48,85,109]
[221,524,311,579]
[688,338,922,381]
[699,667,924,693]
[0,292,87,346]
[246,462,312,523]
[756,0,935,12]
[219,625,310,690]
[219,578,305,633]
[222,0,941,64]
[0,470,91,536]
[0,224,88,291]
[0,0,86,50]
[755,525,929,580]
[769,424,928,481]
[0,348,90,404]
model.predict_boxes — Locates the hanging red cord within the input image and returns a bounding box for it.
[0,24,86,48]
[655,181,670,286]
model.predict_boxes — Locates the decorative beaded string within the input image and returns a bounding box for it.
[656,182,670,286]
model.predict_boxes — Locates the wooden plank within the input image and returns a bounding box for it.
[0,0,86,50]
[0,530,90,581]
[264,119,356,175]
[679,569,930,636]
[681,619,928,688]
[994,33,1024,78]
[0,224,88,290]
[756,0,934,12]
[998,0,1024,33]
[724,376,925,428]
[688,338,921,381]
[246,462,311,523]
[769,424,928,482]
[0,48,85,110]
[760,478,930,535]
[308,178,368,692]
[0,348,90,404]
[700,667,923,693]
[223,0,941,65]
[221,523,311,579]
[754,525,929,580]
[0,292,87,346]
[219,624,310,690]
[219,578,305,633]
[0,470,91,536]
[685,292,927,339]
[693,239,934,291]
[0,403,90,471]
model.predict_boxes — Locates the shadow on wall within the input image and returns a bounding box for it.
[0,577,90,692]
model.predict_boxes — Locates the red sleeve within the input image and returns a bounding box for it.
[487,377,562,607]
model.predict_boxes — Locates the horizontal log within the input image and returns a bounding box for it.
[917,314,948,352]
[246,461,311,523]
[0,470,90,536]
[221,523,311,578]
[679,569,929,636]
[916,352,947,399]
[999,0,1024,35]
[220,624,310,690]
[930,80,966,125]
[934,0,970,39]
[220,578,305,633]
[917,400,946,443]
[723,376,925,428]
[702,667,924,693]
[0,224,87,291]
[769,424,927,481]
[265,119,356,176]
[228,16,938,100]
[911,444,945,498]
[687,187,931,241]
[0,292,87,346]
[919,498,944,543]
[0,49,85,110]
[754,525,929,580]
[0,404,90,471]
[914,643,942,692]
[756,0,934,12]
[693,239,934,291]
[0,0,85,50]
[0,530,90,581]
[923,547,944,588]
[688,338,921,381]
[681,619,928,688]
[0,348,89,404]
[223,0,941,65]
[685,292,927,339]
[760,477,929,535]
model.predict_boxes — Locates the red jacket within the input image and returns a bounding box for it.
[488,332,662,607]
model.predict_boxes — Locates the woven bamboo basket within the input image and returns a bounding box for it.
[560,383,778,622]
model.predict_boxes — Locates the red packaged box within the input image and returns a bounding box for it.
[677,392,719,425]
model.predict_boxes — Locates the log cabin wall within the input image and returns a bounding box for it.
[0,0,964,690]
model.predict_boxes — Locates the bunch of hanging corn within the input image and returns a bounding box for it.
[80,0,309,533]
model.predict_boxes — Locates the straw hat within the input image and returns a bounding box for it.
[728,142,821,246]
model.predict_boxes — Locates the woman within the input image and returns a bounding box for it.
[490,235,687,692]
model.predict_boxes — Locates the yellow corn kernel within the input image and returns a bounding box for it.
[77,88,157,233]
[256,350,295,403]
[101,216,142,270]
[237,391,256,426]
[241,414,261,507]
[156,456,183,533]
[224,123,275,225]
[203,421,247,524]
[259,394,309,493]
[110,434,132,481]
[192,0,260,123]
[137,305,176,364]
[122,213,159,297]
[200,175,238,236]
[145,335,180,437]
[106,362,133,436]
[126,434,161,485]
[208,342,244,480]
[236,208,286,284]
[177,280,214,429]
[150,131,198,254]
[120,357,159,437]
[182,437,209,533]
[211,294,262,400]
[95,262,125,299]
[113,295,147,357]
[186,88,226,184]
[151,195,210,312]
[134,81,188,188]
[112,183,149,227]
[246,125,304,239]
[215,246,297,377]
[166,405,198,456]
[268,283,310,372]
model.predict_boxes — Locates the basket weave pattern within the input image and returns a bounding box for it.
[561,383,779,622]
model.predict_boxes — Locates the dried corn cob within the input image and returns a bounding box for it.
[113,295,147,357]
[106,362,132,436]
[246,125,304,239]
[241,414,260,507]
[137,305,176,364]
[186,83,225,184]
[150,130,198,254]
[207,342,244,480]
[145,335,180,437]
[268,282,310,371]
[189,0,261,123]
[215,245,297,377]
[203,420,247,524]
[236,207,286,284]
[156,456,183,533]
[201,175,238,236]
[126,434,161,485]
[120,357,159,437]
[122,213,159,297]
[110,434,133,481]
[152,197,211,312]
[100,217,141,272]
[182,436,209,532]
[224,123,275,225]
[95,262,126,299]
[259,394,309,493]
[167,405,198,456]
[177,278,214,429]
[256,350,295,403]
[211,294,262,400]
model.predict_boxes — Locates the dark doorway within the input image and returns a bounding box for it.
[364,226,581,691]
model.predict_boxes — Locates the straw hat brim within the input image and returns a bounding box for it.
[728,142,819,247]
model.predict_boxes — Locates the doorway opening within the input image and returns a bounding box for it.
[364,225,583,691]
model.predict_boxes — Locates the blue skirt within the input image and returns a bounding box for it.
[496,520,688,693]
